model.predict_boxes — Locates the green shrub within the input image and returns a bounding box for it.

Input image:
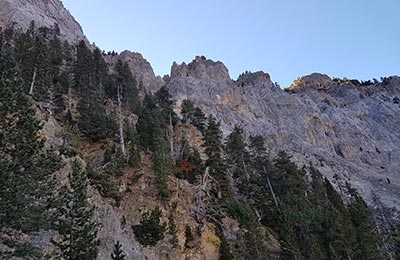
[77,96,117,141]
[3,240,42,259]
[128,145,141,167]
[87,168,122,203]
[216,228,233,260]
[133,208,167,247]
[168,215,179,247]
[184,225,194,248]
[104,147,112,164]
[225,200,255,227]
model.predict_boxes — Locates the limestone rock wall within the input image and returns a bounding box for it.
[0,0,86,44]
[166,57,400,210]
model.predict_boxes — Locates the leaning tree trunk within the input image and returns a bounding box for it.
[264,166,278,207]
[68,82,72,111]
[29,67,37,95]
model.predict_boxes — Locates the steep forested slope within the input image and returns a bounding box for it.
[0,23,396,260]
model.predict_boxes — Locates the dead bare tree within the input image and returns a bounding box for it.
[117,84,126,155]
[167,113,175,158]
[242,154,250,181]
[68,81,72,111]
[263,166,278,207]
[190,167,220,222]
[29,67,37,95]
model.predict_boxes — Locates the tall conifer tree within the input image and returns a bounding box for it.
[0,55,60,232]
[55,162,99,260]
[111,241,126,260]
[204,115,232,200]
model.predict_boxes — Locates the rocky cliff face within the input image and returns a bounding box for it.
[166,57,400,210]
[0,0,86,44]
[2,1,399,258]
[105,50,165,91]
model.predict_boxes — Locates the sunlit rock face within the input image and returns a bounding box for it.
[0,0,86,44]
[170,56,231,81]
[167,57,400,210]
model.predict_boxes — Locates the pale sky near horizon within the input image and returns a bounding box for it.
[62,0,400,87]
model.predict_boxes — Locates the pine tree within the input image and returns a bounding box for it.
[0,55,60,232]
[226,125,247,163]
[243,226,272,260]
[348,191,385,260]
[324,178,358,259]
[184,225,194,248]
[77,94,117,141]
[30,36,52,100]
[49,35,63,75]
[128,144,141,167]
[152,126,175,199]
[255,153,328,260]
[203,116,222,163]
[74,40,94,94]
[104,74,118,99]
[204,115,232,200]
[155,86,177,124]
[62,39,74,66]
[133,207,167,247]
[247,135,274,220]
[248,135,271,176]
[111,241,126,260]
[136,105,161,151]
[93,47,108,95]
[192,107,207,131]
[14,28,35,89]
[224,131,273,259]
[143,91,157,109]
[180,99,206,131]
[226,125,250,185]
[309,166,329,209]
[55,161,99,260]
[104,147,113,164]
[272,151,307,197]
[14,29,51,100]
[124,119,141,167]
[115,59,140,113]
[168,215,179,247]
[181,99,195,123]
[49,36,68,117]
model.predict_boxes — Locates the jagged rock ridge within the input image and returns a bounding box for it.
[167,57,400,210]
[2,1,399,258]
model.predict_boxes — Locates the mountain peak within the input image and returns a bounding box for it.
[170,55,231,81]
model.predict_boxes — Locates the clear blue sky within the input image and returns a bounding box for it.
[62,0,400,87]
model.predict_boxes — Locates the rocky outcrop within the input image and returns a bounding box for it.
[236,71,271,87]
[167,57,400,211]
[170,56,231,82]
[0,0,86,44]
[106,50,164,91]
[298,72,334,88]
